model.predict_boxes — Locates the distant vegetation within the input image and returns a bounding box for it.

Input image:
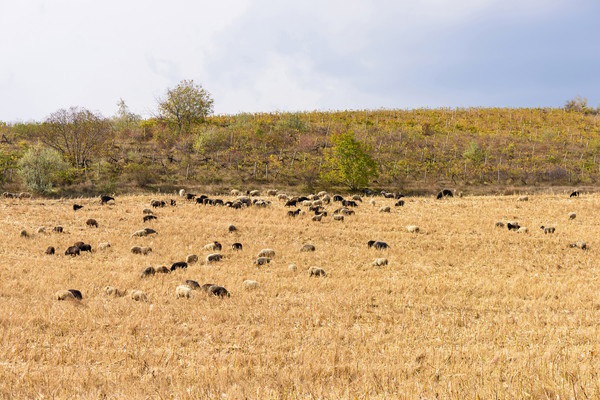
[1,87,599,196]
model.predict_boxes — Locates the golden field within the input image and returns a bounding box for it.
[0,190,598,399]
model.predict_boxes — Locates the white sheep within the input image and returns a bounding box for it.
[176,285,192,299]
[131,229,148,237]
[288,264,298,272]
[179,189,186,197]
[406,225,420,233]
[98,242,111,251]
[516,227,529,233]
[242,280,259,290]
[231,189,241,196]
[379,206,391,213]
[372,258,389,267]
[333,215,344,222]
[369,199,376,206]
[258,248,275,258]
[312,214,323,222]
[130,290,148,302]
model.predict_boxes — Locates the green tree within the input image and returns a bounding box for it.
[41,107,112,168]
[18,144,68,193]
[158,79,214,134]
[113,98,141,131]
[321,132,378,191]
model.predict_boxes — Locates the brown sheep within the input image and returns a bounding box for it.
[86,219,98,228]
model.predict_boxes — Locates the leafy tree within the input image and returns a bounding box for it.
[41,107,112,168]
[18,144,68,193]
[463,141,487,165]
[113,98,141,131]
[158,79,214,134]
[321,132,378,191]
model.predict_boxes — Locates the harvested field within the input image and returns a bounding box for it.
[0,192,598,398]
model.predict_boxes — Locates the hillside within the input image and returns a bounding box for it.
[1,107,600,196]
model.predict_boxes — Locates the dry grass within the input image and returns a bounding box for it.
[0,192,599,399]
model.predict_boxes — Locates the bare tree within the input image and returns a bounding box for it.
[42,107,112,168]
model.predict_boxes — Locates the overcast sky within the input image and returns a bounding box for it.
[1,0,599,122]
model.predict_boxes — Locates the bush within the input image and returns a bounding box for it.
[17,144,69,193]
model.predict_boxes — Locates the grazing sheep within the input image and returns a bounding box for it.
[287,208,302,217]
[342,200,358,207]
[568,241,587,250]
[170,261,188,271]
[516,227,529,233]
[73,204,84,211]
[150,199,165,208]
[201,283,216,292]
[155,266,170,274]
[208,285,230,297]
[100,195,115,205]
[231,242,243,251]
[228,225,238,233]
[568,212,576,220]
[406,225,420,233]
[368,240,389,250]
[86,219,98,228]
[185,280,201,290]
[53,226,64,233]
[308,267,327,277]
[186,254,199,264]
[333,215,344,222]
[130,290,148,302]
[288,264,298,272]
[254,257,271,266]
[142,208,153,215]
[37,227,46,234]
[570,190,580,198]
[131,246,152,255]
[243,280,259,290]
[436,189,453,199]
[203,241,223,251]
[231,189,241,196]
[73,241,85,248]
[507,222,520,231]
[65,246,80,256]
[517,196,529,202]
[18,192,32,199]
[378,206,391,213]
[206,253,223,263]
[68,289,83,300]
[495,221,505,228]
[143,228,157,235]
[20,229,29,238]
[131,229,147,237]
[104,286,125,297]
[257,248,275,258]
[143,215,157,223]
[98,242,111,251]
[179,189,186,197]
[140,266,156,278]
[312,214,323,222]
[55,290,76,301]
[45,246,55,255]
[266,189,278,196]
[540,225,556,234]
[300,244,316,252]
[78,243,92,253]
[176,285,192,299]
[372,258,389,267]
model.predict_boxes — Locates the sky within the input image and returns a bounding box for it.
[1,0,599,122]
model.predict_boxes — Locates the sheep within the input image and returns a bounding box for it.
[395,200,405,207]
[98,242,111,251]
[150,199,165,208]
[55,290,76,301]
[321,194,331,204]
[372,258,389,267]
[86,219,99,228]
[155,266,170,274]
[333,195,344,202]
[300,244,316,252]
[540,225,556,234]
[179,189,186,197]
[257,248,275,258]
[568,241,587,250]
[516,227,529,233]
[309,267,327,277]
[142,209,153,215]
[207,285,230,297]
[176,285,192,299]
[100,195,115,204]
[517,196,529,202]
[201,283,216,292]
[68,289,83,300]
[203,241,222,251]
[73,204,84,211]
[568,212,577,220]
[312,214,323,222]
[369,199,376,207]
[37,227,46,234]
[131,246,152,255]
[45,246,55,255]
[288,264,298,272]
[436,189,453,199]
[406,225,420,233]
[342,200,358,207]
[18,192,32,199]
[65,246,81,256]
[53,226,64,233]
[254,257,271,266]
[231,242,243,251]
[495,221,505,228]
[186,254,199,264]
[185,280,201,289]
[143,228,158,235]
[130,290,148,302]
[141,266,156,278]
[266,189,278,196]
[206,253,223,263]
[131,228,157,237]
[570,190,580,198]
[228,224,238,233]
[243,280,260,290]
[143,215,157,223]
[104,286,125,297]
[231,189,241,196]
[170,261,188,271]
[20,229,29,238]
[78,243,92,253]
[507,222,520,231]
[333,215,344,222]
[287,209,302,217]
[368,240,389,250]
[379,206,391,213]
[249,190,261,197]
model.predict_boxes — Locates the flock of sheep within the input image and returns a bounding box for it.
[13,187,586,304]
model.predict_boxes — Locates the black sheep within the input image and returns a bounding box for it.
[170,261,188,271]
[68,289,83,300]
[100,195,114,205]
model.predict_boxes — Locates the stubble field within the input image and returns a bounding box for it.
[0,191,598,399]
